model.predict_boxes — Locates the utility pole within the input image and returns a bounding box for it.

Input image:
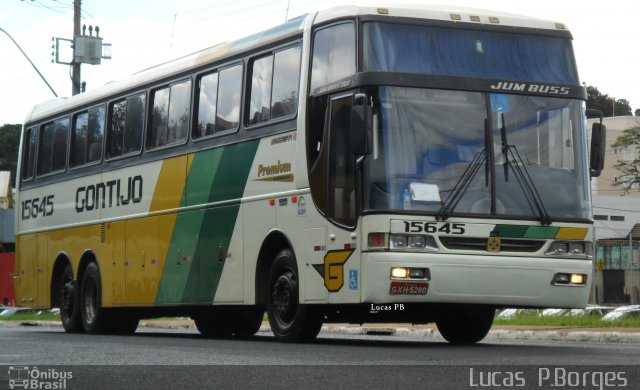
[72,0,82,96]
[52,0,111,95]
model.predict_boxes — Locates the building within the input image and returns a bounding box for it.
[587,116,640,304]
[0,171,11,209]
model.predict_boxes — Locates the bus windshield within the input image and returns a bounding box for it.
[363,22,578,84]
[364,86,591,221]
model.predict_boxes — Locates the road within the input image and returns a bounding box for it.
[1,322,640,389]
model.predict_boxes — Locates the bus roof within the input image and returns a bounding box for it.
[24,4,570,124]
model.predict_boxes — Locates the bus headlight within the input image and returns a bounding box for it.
[546,241,591,259]
[389,234,438,251]
[368,233,438,251]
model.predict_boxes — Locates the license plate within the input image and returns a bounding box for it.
[389,282,428,295]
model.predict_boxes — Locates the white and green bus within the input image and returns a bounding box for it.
[15,4,606,343]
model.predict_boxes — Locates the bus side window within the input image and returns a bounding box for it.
[149,79,191,149]
[310,22,355,92]
[70,105,105,168]
[37,117,69,176]
[195,63,242,138]
[108,93,145,159]
[247,44,301,126]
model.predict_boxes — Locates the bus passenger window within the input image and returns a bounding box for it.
[195,64,242,138]
[248,55,273,125]
[124,94,145,153]
[71,105,104,167]
[107,92,145,159]
[271,46,301,119]
[37,117,69,176]
[150,80,190,148]
[247,45,300,126]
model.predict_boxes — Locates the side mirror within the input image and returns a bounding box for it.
[350,94,373,156]
[590,122,606,177]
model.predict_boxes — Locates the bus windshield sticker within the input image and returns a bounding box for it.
[490,93,510,113]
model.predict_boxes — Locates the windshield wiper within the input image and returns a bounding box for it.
[439,119,493,220]
[499,113,552,225]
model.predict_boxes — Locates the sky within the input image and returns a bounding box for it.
[1,0,639,126]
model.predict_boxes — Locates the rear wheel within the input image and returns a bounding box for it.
[59,263,83,333]
[80,262,110,334]
[266,249,323,342]
[436,305,495,344]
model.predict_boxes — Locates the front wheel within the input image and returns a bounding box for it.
[436,305,495,344]
[266,249,323,342]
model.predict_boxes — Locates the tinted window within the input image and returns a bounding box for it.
[362,22,578,84]
[196,72,218,137]
[21,127,36,180]
[271,46,301,119]
[247,46,301,125]
[311,23,356,92]
[248,55,273,125]
[150,80,191,148]
[108,93,145,158]
[71,105,104,167]
[216,65,242,132]
[37,117,69,176]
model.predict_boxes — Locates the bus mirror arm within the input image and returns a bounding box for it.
[350,95,373,156]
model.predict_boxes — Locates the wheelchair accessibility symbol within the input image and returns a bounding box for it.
[349,269,358,290]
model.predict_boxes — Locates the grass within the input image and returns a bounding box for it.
[494,312,640,328]
[0,310,61,321]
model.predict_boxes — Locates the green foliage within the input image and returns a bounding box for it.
[611,126,640,194]
[587,86,632,117]
[0,123,21,186]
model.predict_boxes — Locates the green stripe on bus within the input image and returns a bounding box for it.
[523,226,559,239]
[155,140,260,304]
[493,225,528,238]
[494,225,560,239]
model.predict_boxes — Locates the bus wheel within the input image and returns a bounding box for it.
[80,262,109,334]
[194,307,263,338]
[436,306,495,344]
[266,249,323,342]
[59,264,83,333]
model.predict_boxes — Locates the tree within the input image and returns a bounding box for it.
[611,126,640,194]
[586,86,632,117]
[0,124,20,187]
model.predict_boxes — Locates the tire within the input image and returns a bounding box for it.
[266,249,323,342]
[58,263,83,333]
[79,262,110,334]
[194,306,264,338]
[436,306,495,344]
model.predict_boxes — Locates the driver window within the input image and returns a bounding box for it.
[328,95,356,227]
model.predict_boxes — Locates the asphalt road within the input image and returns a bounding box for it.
[2,323,640,389]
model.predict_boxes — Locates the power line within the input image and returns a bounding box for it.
[0,27,58,97]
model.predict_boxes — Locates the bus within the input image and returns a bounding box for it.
[15,4,606,343]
